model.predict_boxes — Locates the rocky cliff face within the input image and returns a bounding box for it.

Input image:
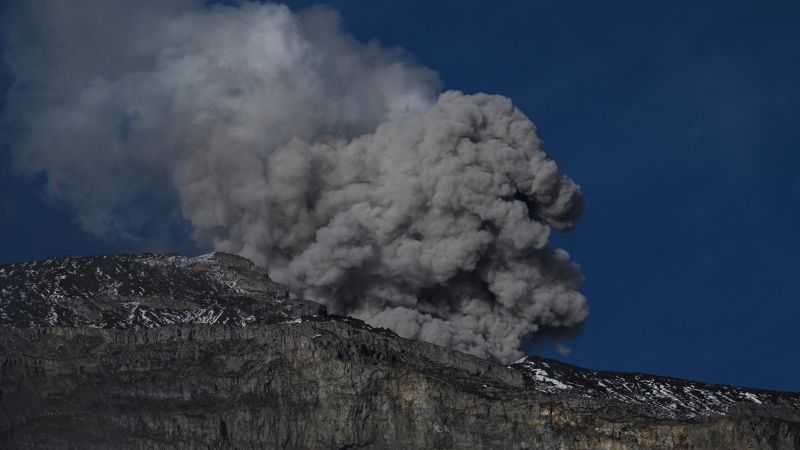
[1,253,799,449]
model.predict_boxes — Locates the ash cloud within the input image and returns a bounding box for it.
[2,0,587,362]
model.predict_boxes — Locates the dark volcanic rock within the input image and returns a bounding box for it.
[1,253,799,449]
[0,252,323,328]
[511,356,800,420]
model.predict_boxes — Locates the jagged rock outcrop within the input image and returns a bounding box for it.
[1,253,799,449]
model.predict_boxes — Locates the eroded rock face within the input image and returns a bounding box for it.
[1,254,799,449]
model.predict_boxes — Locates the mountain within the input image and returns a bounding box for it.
[1,253,799,449]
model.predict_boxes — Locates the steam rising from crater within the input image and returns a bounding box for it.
[3,0,587,361]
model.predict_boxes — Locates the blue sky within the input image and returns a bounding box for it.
[2,0,799,391]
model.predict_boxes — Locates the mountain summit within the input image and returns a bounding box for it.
[1,253,798,449]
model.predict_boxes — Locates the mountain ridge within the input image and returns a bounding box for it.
[1,252,799,449]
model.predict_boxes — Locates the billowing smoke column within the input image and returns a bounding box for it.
[2,0,587,361]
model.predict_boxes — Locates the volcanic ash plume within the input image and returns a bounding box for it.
[3,0,587,362]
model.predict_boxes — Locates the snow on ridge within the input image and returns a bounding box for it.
[510,356,800,419]
[528,367,571,390]
[0,253,314,330]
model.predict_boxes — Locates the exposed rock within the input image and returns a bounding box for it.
[0,252,322,328]
[1,253,798,449]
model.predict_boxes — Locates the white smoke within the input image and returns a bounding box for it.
[3,0,587,361]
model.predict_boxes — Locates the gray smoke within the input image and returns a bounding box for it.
[3,0,587,362]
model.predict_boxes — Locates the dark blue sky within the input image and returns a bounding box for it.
[2,0,800,391]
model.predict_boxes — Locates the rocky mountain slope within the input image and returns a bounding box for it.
[1,253,799,449]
